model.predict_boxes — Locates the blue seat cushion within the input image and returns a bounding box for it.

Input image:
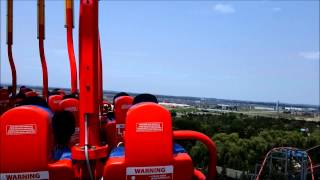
[109,143,186,158]
[53,146,72,160]
[173,143,186,154]
[110,146,125,157]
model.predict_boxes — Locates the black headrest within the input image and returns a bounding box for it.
[133,93,158,105]
[19,86,26,90]
[16,92,26,99]
[63,93,79,100]
[18,96,49,108]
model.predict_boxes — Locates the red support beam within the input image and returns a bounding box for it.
[7,0,16,97]
[72,2,107,179]
[65,0,78,94]
[78,0,99,146]
[98,34,103,110]
[37,0,48,101]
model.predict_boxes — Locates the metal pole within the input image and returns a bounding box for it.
[7,0,16,96]
[37,0,48,100]
[65,0,78,94]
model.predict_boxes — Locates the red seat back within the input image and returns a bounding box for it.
[114,96,133,138]
[48,95,63,112]
[125,102,173,165]
[25,91,39,97]
[59,98,79,145]
[0,106,52,173]
[59,98,79,126]
[103,103,194,180]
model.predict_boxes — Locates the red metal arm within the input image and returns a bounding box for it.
[38,0,48,101]
[173,130,217,180]
[7,0,16,97]
[65,0,78,94]
[98,34,103,109]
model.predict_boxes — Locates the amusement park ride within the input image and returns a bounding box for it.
[0,0,316,180]
[0,0,218,179]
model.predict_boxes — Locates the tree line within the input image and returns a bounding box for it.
[171,111,320,176]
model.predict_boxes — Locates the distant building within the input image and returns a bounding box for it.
[216,104,238,111]
[159,102,190,108]
[285,107,303,111]
[253,106,275,111]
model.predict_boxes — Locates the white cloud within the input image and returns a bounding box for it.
[299,51,320,60]
[272,7,282,12]
[213,4,235,14]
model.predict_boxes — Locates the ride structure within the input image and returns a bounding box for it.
[65,0,77,94]
[255,147,315,180]
[6,0,16,98]
[0,0,218,179]
[37,0,49,101]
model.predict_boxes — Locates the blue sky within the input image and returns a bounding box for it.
[0,1,319,105]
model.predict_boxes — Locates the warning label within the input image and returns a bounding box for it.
[0,171,49,180]
[116,124,125,137]
[53,100,61,104]
[126,165,173,180]
[136,122,163,133]
[121,104,131,110]
[6,124,37,136]
[64,106,78,112]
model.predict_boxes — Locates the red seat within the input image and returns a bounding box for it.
[59,98,79,145]
[0,106,74,180]
[106,96,133,148]
[48,95,63,112]
[25,91,39,97]
[103,103,194,180]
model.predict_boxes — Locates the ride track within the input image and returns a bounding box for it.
[255,147,315,180]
